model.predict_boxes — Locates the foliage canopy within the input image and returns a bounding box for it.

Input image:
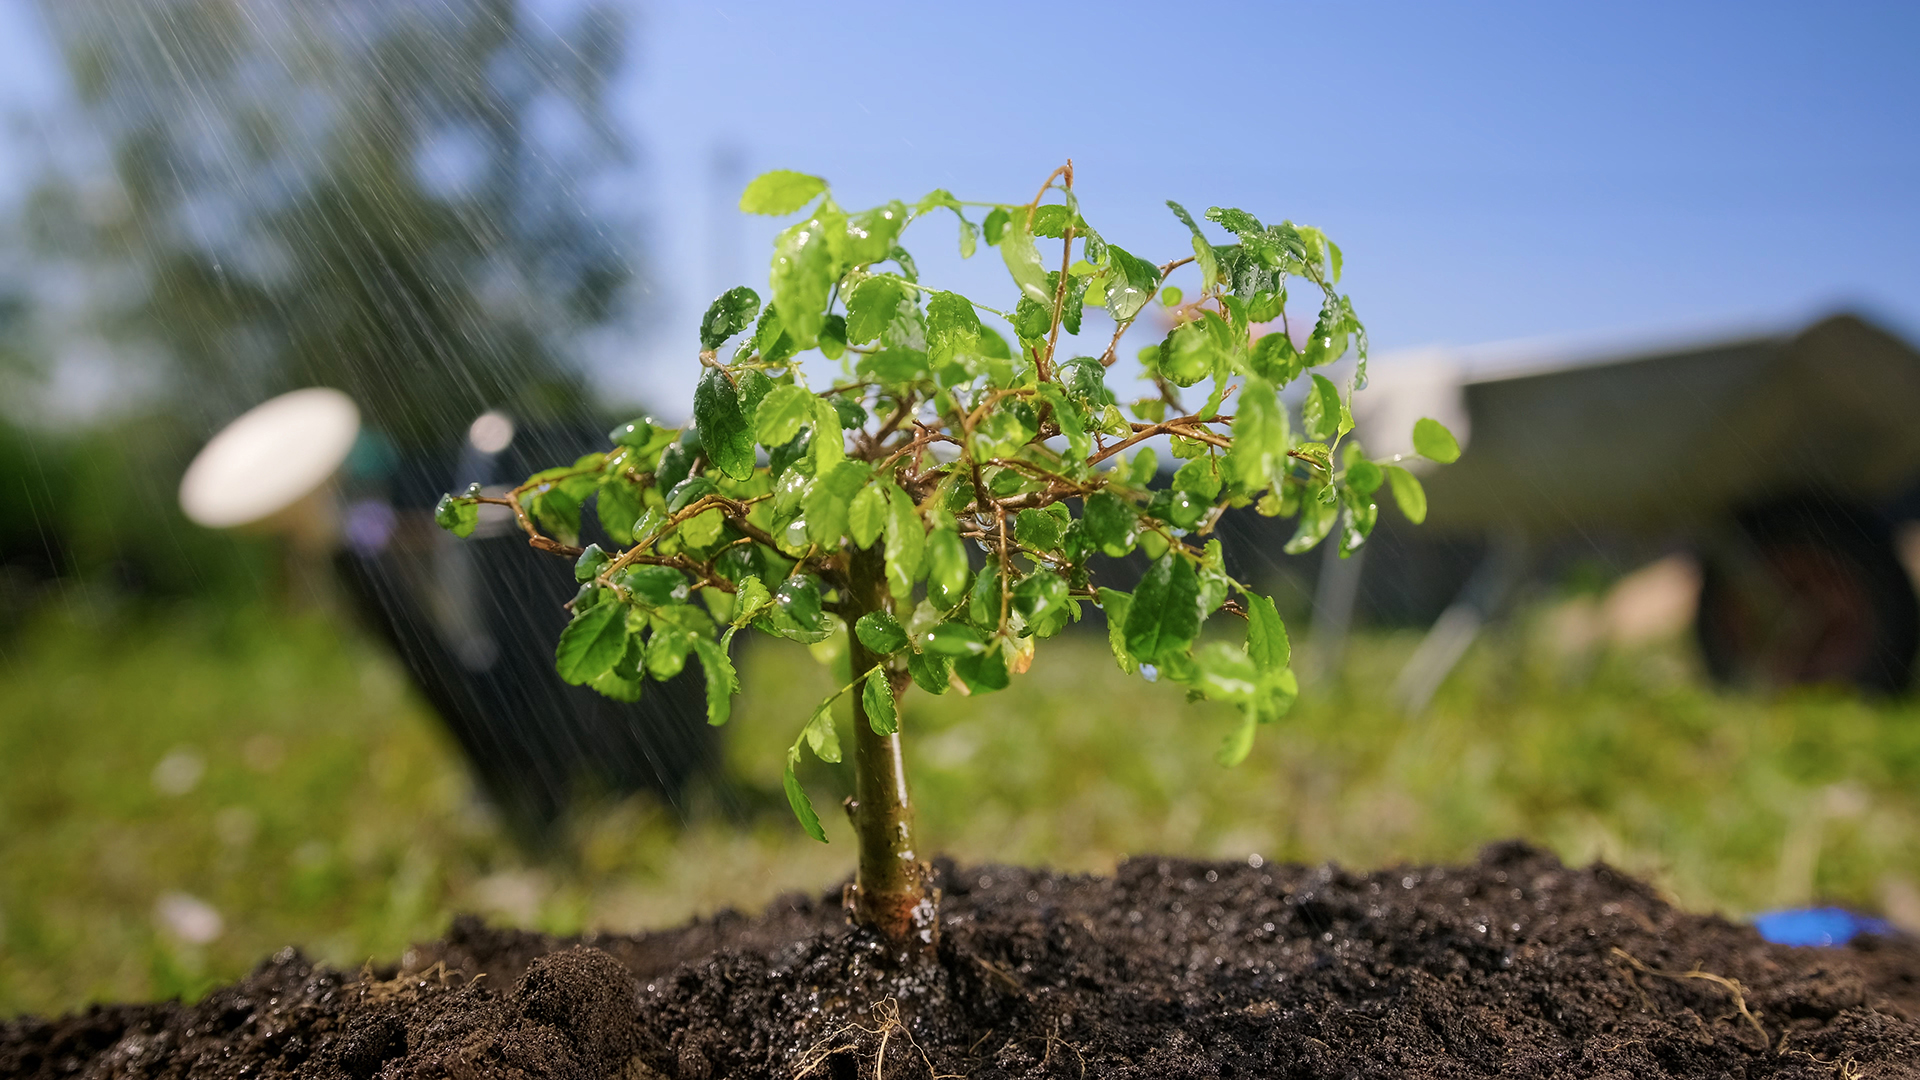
[436,162,1451,938]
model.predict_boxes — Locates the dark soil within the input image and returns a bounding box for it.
[6,843,1918,1079]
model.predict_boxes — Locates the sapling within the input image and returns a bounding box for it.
[434,163,1456,946]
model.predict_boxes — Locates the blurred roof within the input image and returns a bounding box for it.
[1357,312,1920,535]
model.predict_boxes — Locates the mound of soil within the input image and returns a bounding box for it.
[6,843,1918,1078]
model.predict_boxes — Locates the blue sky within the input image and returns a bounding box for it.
[3,1,1916,415]
[616,1,1920,408]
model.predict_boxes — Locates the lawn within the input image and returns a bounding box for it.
[4,594,1919,1017]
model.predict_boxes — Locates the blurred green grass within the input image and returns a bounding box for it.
[4,596,1920,1016]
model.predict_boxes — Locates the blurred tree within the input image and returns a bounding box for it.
[30,0,641,447]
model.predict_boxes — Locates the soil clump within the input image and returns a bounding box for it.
[5,842,1917,1078]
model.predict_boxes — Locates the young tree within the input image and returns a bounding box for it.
[436,163,1457,945]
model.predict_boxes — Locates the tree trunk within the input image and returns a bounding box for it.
[843,543,935,947]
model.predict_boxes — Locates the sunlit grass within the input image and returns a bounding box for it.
[4,595,1919,1016]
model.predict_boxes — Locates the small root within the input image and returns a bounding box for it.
[1610,947,1769,1050]
[792,997,960,1080]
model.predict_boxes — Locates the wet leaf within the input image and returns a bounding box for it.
[855,610,910,655]
[927,526,969,607]
[434,494,478,538]
[1123,555,1201,664]
[1245,592,1290,674]
[691,637,737,726]
[846,276,904,345]
[1302,374,1346,443]
[862,668,898,735]
[695,366,754,480]
[999,208,1053,304]
[907,648,952,695]
[884,487,925,601]
[783,747,828,843]
[555,602,629,685]
[803,702,841,763]
[700,286,761,350]
[849,482,888,547]
[923,621,987,657]
[755,383,815,448]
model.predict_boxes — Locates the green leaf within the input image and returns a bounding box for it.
[999,208,1053,304]
[861,668,898,735]
[1123,555,1201,664]
[907,648,952,695]
[740,170,826,215]
[925,290,984,367]
[1302,374,1346,443]
[1083,491,1138,557]
[982,206,1010,245]
[1172,458,1223,500]
[954,643,1011,693]
[803,702,841,763]
[574,544,609,583]
[691,637,736,726]
[968,562,1002,628]
[1245,592,1290,674]
[884,487,925,601]
[590,665,645,703]
[1218,712,1257,767]
[529,488,582,546]
[1102,245,1161,323]
[923,621,987,657]
[434,494,478,538]
[1248,332,1302,385]
[1013,506,1067,551]
[810,398,845,471]
[1097,587,1139,674]
[840,201,907,266]
[855,611,910,655]
[731,575,773,626]
[1128,447,1159,486]
[666,476,715,514]
[754,383,814,448]
[1283,486,1338,554]
[774,575,824,632]
[817,315,848,360]
[681,507,725,550]
[771,204,845,345]
[1226,377,1284,493]
[608,417,655,449]
[849,482,888,547]
[1345,459,1384,497]
[595,477,643,540]
[644,624,696,680]
[783,747,828,843]
[623,565,689,607]
[926,526,969,607]
[1205,206,1264,239]
[1413,417,1461,464]
[555,602,629,685]
[1012,570,1069,635]
[695,366,754,480]
[1385,465,1428,524]
[700,286,761,350]
[846,276,904,345]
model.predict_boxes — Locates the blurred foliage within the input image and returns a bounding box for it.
[0,413,275,620]
[4,599,1919,1016]
[26,0,640,445]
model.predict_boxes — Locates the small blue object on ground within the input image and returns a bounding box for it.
[1752,907,1894,947]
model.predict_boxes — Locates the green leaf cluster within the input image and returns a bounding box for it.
[431,166,1456,841]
